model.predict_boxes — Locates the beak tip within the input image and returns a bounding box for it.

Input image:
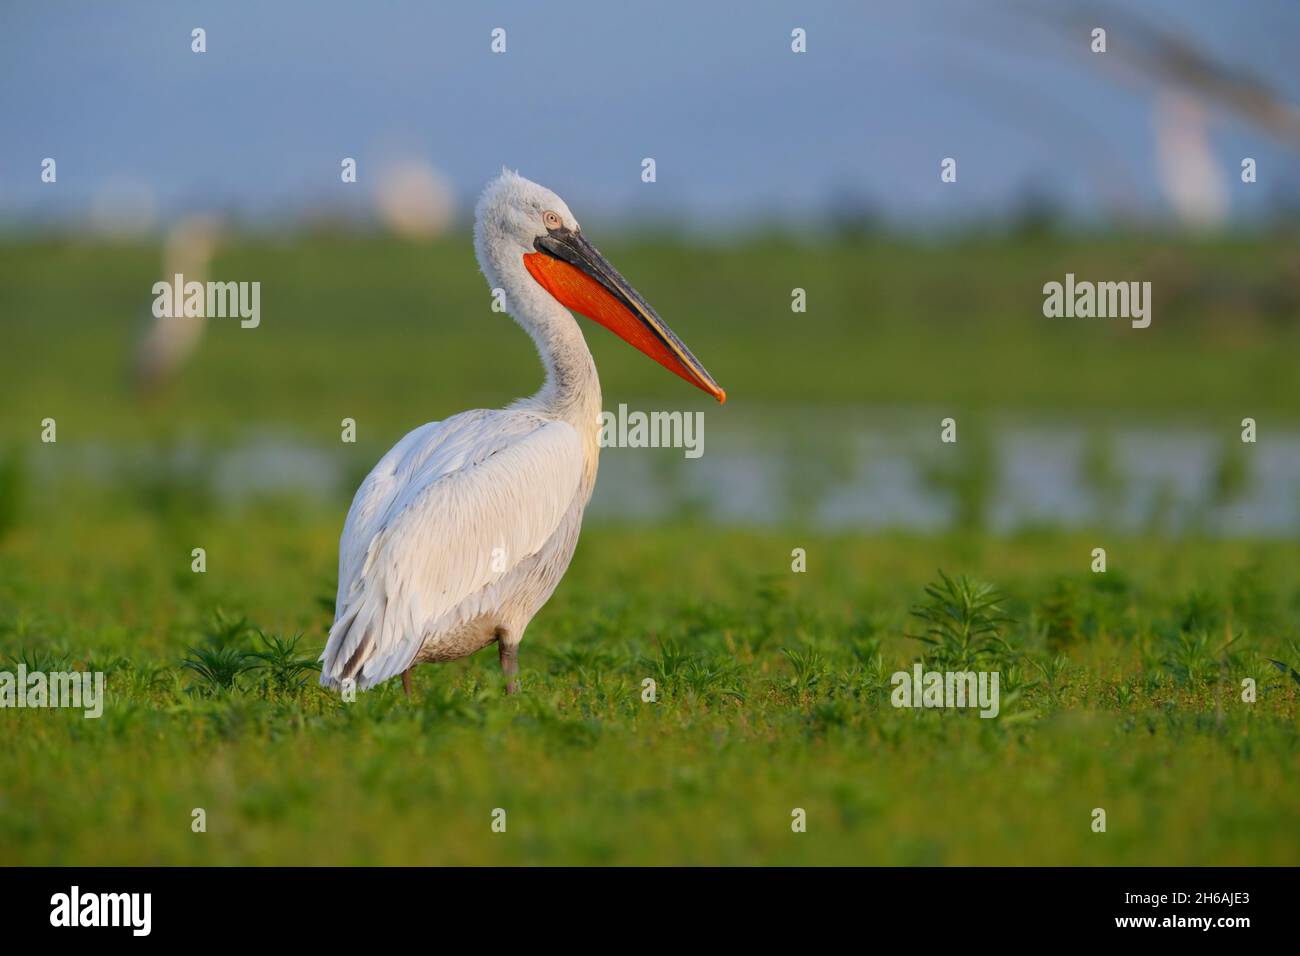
[715,387,727,405]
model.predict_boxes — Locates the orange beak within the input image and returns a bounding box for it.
[524,227,725,403]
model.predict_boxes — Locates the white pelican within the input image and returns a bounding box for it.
[320,170,725,695]
[130,214,224,396]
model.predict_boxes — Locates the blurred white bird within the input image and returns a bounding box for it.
[1153,89,1227,228]
[320,171,725,695]
[130,214,224,396]
[372,159,455,239]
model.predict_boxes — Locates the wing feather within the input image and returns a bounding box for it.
[321,410,583,689]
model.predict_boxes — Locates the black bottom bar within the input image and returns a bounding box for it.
[0,866,1290,941]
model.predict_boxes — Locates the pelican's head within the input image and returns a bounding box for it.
[474,169,725,403]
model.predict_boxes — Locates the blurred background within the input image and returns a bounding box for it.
[3,0,1300,538]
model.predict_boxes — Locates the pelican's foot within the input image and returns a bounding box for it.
[499,639,520,695]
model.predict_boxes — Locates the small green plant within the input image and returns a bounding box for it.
[248,631,319,694]
[642,639,690,691]
[5,646,72,673]
[1163,629,1241,687]
[782,645,826,699]
[180,644,257,695]
[1027,654,1071,707]
[907,570,1014,669]
[1114,681,1136,708]
[682,657,745,703]
[124,662,176,699]
[857,650,893,697]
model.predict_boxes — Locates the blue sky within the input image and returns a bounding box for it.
[2,0,1296,231]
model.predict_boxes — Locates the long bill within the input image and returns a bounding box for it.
[523,227,726,403]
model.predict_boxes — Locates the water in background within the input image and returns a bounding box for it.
[31,407,1300,537]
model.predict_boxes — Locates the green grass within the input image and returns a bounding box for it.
[1,495,1297,865]
[2,231,1300,447]
[2,230,1298,865]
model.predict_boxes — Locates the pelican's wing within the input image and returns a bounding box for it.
[321,409,583,690]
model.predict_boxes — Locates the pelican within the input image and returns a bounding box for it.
[320,170,726,695]
[130,214,224,397]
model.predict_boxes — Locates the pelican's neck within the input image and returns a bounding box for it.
[499,258,602,430]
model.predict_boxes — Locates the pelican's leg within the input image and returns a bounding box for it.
[402,667,412,698]
[498,636,520,695]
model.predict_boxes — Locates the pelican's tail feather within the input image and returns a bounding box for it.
[319,596,414,692]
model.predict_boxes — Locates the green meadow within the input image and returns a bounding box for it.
[1,230,1298,865]
[4,228,1300,437]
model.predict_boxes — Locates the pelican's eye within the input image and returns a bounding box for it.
[542,210,563,230]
